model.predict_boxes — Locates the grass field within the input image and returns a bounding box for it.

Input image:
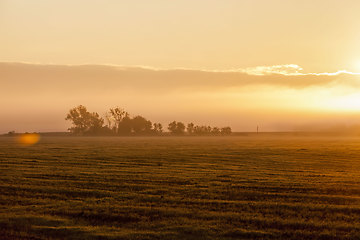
[1,135,360,239]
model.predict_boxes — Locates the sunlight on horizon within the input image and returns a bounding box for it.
[17,133,41,145]
[320,93,360,112]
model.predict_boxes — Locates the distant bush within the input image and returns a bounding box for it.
[7,130,16,136]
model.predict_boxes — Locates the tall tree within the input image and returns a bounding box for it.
[176,122,185,134]
[132,115,152,134]
[118,115,132,135]
[88,112,105,135]
[65,105,104,135]
[168,121,177,133]
[187,123,194,134]
[109,107,129,134]
[104,112,114,130]
[153,123,163,134]
[65,105,91,135]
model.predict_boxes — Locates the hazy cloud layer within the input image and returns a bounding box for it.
[1,62,360,133]
[1,63,360,95]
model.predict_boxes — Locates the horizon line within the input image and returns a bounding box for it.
[1,61,360,76]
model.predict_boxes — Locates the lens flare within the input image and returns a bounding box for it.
[18,133,40,145]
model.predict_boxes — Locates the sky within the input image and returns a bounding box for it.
[1,0,360,133]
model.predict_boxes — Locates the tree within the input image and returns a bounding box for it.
[65,105,92,135]
[87,112,105,135]
[109,107,129,134]
[221,127,232,135]
[132,115,152,134]
[176,122,185,134]
[118,115,132,135]
[168,121,185,135]
[65,105,105,135]
[65,105,234,136]
[104,112,114,130]
[153,123,163,134]
[211,127,221,135]
[187,123,194,134]
[193,125,207,135]
[168,121,177,133]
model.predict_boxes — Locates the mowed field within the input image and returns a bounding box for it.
[1,135,360,240]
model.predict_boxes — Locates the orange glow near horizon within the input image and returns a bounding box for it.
[18,133,40,146]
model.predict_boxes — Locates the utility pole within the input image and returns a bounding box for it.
[257,125,259,134]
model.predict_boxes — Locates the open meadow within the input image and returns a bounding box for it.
[1,135,360,239]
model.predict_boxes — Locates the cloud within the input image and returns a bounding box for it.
[237,64,304,75]
[1,62,360,96]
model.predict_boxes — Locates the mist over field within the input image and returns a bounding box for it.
[2,62,360,134]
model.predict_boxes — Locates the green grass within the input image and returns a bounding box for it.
[1,135,360,239]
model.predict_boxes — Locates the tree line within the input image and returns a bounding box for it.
[65,105,232,136]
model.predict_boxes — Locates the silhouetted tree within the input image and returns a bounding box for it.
[104,112,113,130]
[221,127,232,135]
[168,121,177,133]
[65,105,91,134]
[153,123,163,134]
[188,124,229,136]
[109,107,129,134]
[193,125,212,135]
[168,121,185,135]
[87,112,105,135]
[187,123,194,134]
[118,115,132,135]
[65,105,105,135]
[193,125,201,135]
[65,105,234,136]
[132,115,152,134]
[211,127,221,135]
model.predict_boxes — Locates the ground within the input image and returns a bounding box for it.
[1,135,360,239]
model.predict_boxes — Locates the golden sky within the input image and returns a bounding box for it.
[1,63,360,133]
[1,0,360,72]
[1,1,360,132]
